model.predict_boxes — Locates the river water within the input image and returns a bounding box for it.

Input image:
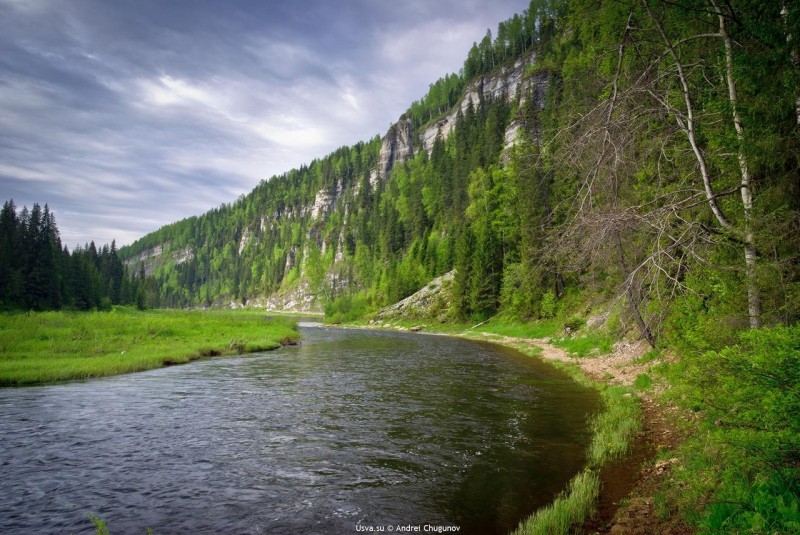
[0,325,598,534]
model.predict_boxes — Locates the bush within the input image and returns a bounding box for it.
[564,316,584,332]
[324,293,369,324]
[540,290,557,319]
[633,373,652,391]
[677,325,800,533]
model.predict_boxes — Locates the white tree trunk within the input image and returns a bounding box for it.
[713,0,761,328]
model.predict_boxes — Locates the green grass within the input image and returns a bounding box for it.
[513,470,600,535]
[552,332,614,357]
[472,319,562,339]
[587,385,642,466]
[633,373,653,391]
[0,308,300,386]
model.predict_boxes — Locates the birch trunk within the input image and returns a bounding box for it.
[712,0,761,328]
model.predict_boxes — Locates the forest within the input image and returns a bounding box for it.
[0,200,158,311]
[119,0,798,336]
[3,0,798,531]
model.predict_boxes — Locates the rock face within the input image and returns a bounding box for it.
[379,51,543,179]
[125,243,193,277]
[376,118,414,181]
[311,181,345,221]
[420,53,543,154]
[374,271,455,321]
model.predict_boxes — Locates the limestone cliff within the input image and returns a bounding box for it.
[124,50,546,309]
[420,53,544,154]
[376,118,414,182]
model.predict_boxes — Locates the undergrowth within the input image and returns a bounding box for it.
[656,325,800,534]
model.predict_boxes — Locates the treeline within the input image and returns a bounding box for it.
[0,200,158,311]
[406,0,562,126]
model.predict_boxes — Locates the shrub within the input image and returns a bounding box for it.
[540,290,557,319]
[564,316,584,332]
[677,325,800,533]
[633,373,652,391]
[324,293,369,324]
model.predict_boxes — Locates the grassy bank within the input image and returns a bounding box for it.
[0,308,300,386]
[358,316,643,534]
[479,329,642,535]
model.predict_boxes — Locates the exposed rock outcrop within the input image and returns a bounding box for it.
[376,118,414,182]
[420,53,542,154]
[374,271,454,321]
[310,180,345,221]
[124,243,193,276]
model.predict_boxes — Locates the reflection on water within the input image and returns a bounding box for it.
[0,326,598,534]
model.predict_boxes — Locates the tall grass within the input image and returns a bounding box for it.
[513,470,601,535]
[0,308,299,385]
[513,367,641,534]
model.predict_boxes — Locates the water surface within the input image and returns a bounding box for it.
[0,326,598,534]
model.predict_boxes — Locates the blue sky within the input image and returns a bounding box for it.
[0,0,530,248]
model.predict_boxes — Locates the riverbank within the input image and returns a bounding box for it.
[473,332,691,535]
[351,319,691,534]
[0,308,300,386]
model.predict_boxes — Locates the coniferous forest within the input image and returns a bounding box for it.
[2,0,799,532]
[0,200,157,311]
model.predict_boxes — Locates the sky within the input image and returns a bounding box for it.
[0,0,531,248]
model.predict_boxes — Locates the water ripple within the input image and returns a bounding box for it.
[0,327,597,534]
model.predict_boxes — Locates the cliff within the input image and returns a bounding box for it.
[121,49,547,310]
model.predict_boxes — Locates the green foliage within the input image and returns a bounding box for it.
[512,470,600,535]
[702,476,800,534]
[633,373,652,391]
[552,333,614,358]
[0,201,145,312]
[88,513,110,535]
[587,384,641,466]
[659,325,800,533]
[324,293,370,324]
[685,325,800,462]
[563,316,584,332]
[540,290,557,319]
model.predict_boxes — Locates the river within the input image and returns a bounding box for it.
[0,324,598,534]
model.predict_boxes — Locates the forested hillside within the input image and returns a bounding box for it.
[118,0,558,312]
[121,0,798,339]
[6,0,797,531]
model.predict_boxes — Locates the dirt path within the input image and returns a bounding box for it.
[480,333,692,534]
